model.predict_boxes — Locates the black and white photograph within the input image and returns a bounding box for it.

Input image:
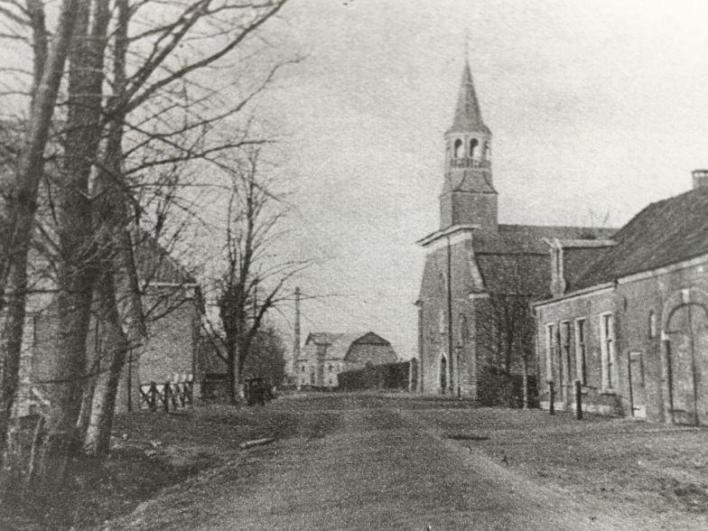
[1,0,708,528]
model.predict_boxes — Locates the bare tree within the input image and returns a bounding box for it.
[0,0,293,489]
[205,148,307,403]
[0,0,82,489]
[474,258,537,408]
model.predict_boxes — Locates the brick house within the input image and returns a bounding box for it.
[296,332,397,390]
[17,232,202,415]
[533,174,708,424]
[416,59,612,404]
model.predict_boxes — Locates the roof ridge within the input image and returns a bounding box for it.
[498,223,617,231]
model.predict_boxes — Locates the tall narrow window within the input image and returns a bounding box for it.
[575,318,587,384]
[453,138,463,158]
[469,138,479,159]
[545,323,555,382]
[648,310,657,338]
[600,313,615,390]
[459,314,469,345]
[562,321,572,386]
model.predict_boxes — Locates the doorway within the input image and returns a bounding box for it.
[627,351,646,419]
[440,356,447,394]
[666,303,708,425]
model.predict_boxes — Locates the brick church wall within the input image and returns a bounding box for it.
[418,237,477,396]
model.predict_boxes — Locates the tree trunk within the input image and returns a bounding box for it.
[522,355,529,410]
[84,267,128,456]
[1,258,28,416]
[84,0,139,440]
[226,339,238,404]
[0,0,82,492]
[34,0,111,489]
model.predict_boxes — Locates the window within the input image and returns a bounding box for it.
[301,365,305,373]
[469,138,478,159]
[459,314,469,345]
[453,138,463,158]
[575,318,587,384]
[600,313,616,390]
[328,364,333,372]
[545,323,555,382]
[561,322,572,386]
[648,310,657,338]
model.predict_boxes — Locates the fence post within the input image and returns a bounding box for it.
[186,380,193,405]
[149,382,158,412]
[575,380,583,420]
[548,381,555,415]
[163,382,171,413]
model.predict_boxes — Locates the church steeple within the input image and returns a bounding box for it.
[440,59,497,232]
[448,62,489,135]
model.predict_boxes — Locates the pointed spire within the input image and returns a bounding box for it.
[448,61,489,134]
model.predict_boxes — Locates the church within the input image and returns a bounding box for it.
[416,59,613,405]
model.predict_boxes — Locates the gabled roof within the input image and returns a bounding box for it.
[573,187,708,290]
[133,230,196,285]
[471,225,615,298]
[350,331,390,346]
[475,224,616,255]
[304,331,392,360]
[447,61,490,135]
[475,253,551,296]
[305,332,344,346]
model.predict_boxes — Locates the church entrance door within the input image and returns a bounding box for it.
[440,356,447,394]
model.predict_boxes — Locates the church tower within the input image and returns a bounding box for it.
[439,61,497,232]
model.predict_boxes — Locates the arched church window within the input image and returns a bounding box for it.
[459,314,469,345]
[453,138,463,158]
[648,310,657,338]
[469,138,478,159]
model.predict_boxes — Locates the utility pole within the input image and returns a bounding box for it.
[294,287,301,389]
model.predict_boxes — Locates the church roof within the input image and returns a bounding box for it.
[475,224,616,255]
[475,254,551,296]
[572,186,708,290]
[447,61,490,135]
[472,224,616,297]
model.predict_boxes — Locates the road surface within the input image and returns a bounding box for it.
[114,394,660,530]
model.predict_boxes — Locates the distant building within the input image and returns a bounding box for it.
[416,58,612,404]
[296,332,397,390]
[534,174,708,424]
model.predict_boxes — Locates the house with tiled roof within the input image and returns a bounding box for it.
[534,173,708,424]
[296,331,397,390]
[416,59,613,405]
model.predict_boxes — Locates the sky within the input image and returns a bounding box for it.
[248,0,708,362]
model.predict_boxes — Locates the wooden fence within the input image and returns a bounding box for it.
[139,379,194,412]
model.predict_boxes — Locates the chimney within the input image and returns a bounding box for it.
[692,169,708,189]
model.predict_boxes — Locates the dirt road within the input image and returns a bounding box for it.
[111,394,688,530]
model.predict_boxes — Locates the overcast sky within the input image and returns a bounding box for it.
[252,0,708,360]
